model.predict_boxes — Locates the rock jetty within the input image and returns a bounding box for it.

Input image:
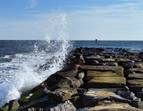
[1,47,143,111]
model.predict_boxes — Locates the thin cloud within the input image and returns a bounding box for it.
[25,0,37,9]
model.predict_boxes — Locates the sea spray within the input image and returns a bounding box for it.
[0,11,70,108]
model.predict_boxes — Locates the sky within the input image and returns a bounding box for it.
[0,0,143,40]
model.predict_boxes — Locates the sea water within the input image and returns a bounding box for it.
[0,12,70,107]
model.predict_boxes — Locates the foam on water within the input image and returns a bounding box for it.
[0,11,70,107]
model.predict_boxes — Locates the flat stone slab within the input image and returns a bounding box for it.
[127,80,143,93]
[127,79,143,86]
[86,77,126,88]
[116,58,134,62]
[79,65,124,71]
[86,70,124,81]
[88,103,142,111]
[84,55,104,60]
[85,55,115,62]
[82,88,140,108]
[128,73,143,79]
[126,68,143,73]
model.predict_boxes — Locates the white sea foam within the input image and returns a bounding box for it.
[0,11,70,107]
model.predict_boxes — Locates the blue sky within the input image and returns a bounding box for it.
[0,0,143,40]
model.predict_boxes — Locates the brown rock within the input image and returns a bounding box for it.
[86,77,126,88]
[103,62,118,66]
[89,103,142,111]
[48,88,78,103]
[86,70,123,81]
[127,79,143,94]
[50,77,84,90]
[128,73,143,79]
[79,65,123,71]
[57,71,77,78]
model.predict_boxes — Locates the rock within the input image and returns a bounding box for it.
[100,58,116,62]
[86,70,123,81]
[127,79,143,86]
[56,70,78,78]
[82,88,140,108]
[48,88,78,104]
[126,68,143,74]
[84,55,104,60]
[19,88,46,105]
[127,79,143,94]
[50,77,84,90]
[0,103,9,111]
[27,100,76,111]
[29,82,47,94]
[8,100,20,111]
[70,88,87,108]
[87,103,142,111]
[79,65,124,71]
[80,55,85,64]
[103,62,118,66]
[18,96,49,110]
[43,73,63,88]
[77,72,85,79]
[138,54,143,60]
[27,107,43,111]
[86,77,126,88]
[128,73,143,79]
[125,68,143,77]
[85,60,99,65]
[43,100,76,111]
[137,92,143,100]
[134,62,143,68]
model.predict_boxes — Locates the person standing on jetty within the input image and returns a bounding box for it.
[95,39,98,43]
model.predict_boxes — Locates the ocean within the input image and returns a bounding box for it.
[0,40,143,107]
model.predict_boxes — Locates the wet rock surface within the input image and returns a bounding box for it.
[1,47,143,111]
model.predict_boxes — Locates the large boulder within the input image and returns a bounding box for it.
[8,100,20,111]
[27,100,76,111]
[48,88,78,104]
[50,77,84,90]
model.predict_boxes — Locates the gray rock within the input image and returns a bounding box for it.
[44,100,76,111]
[8,100,20,111]
[77,72,85,79]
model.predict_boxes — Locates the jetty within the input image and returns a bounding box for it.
[1,47,143,111]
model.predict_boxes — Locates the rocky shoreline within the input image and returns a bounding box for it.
[1,47,143,111]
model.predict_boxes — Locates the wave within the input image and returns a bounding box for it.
[0,11,70,107]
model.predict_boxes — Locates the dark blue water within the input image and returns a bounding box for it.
[1,40,143,57]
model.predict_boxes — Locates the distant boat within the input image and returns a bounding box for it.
[95,39,98,43]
